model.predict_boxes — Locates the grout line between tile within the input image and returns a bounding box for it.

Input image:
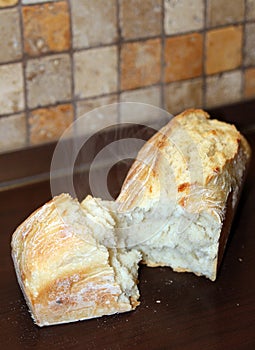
[160,0,165,110]
[202,0,208,108]
[242,0,248,100]
[18,0,29,147]
[117,0,124,137]
[0,83,166,119]
[66,0,76,122]
[116,0,121,122]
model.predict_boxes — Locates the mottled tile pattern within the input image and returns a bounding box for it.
[244,23,255,66]
[120,0,161,40]
[247,0,255,20]
[164,0,204,35]
[0,0,18,7]
[164,78,203,115]
[0,8,21,63]
[121,39,161,90]
[206,26,242,75]
[165,33,203,82]
[120,86,161,107]
[244,68,255,98]
[29,104,74,145]
[22,1,70,56]
[76,95,118,134]
[0,114,26,153]
[207,0,245,27]
[120,86,162,124]
[71,0,117,49]
[76,95,118,118]
[26,54,71,109]
[0,0,253,153]
[205,70,242,108]
[0,63,24,115]
[74,46,118,99]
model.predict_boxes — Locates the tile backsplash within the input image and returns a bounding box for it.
[0,0,254,153]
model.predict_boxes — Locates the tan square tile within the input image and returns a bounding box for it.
[29,104,74,145]
[120,0,161,40]
[164,0,204,35]
[74,46,118,99]
[120,86,162,124]
[0,113,26,153]
[165,33,203,83]
[0,63,24,115]
[207,0,245,27]
[76,95,118,134]
[164,78,203,115]
[205,70,242,108]
[26,54,71,109]
[244,23,255,66]
[206,26,242,75]
[121,39,161,90]
[77,95,118,117]
[0,8,22,63]
[247,0,255,20]
[0,0,18,7]
[71,0,117,49]
[120,86,161,107]
[244,68,255,99]
[22,1,70,57]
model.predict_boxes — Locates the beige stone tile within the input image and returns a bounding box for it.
[29,104,74,145]
[244,68,255,99]
[120,86,163,124]
[205,70,242,108]
[0,63,24,115]
[120,86,161,107]
[165,33,203,82]
[71,0,117,49]
[76,95,118,134]
[164,78,203,115]
[164,0,204,35]
[76,95,118,117]
[207,0,245,27]
[74,46,118,99]
[26,54,71,109]
[0,113,26,153]
[0,8,22,63]
[244,23,255,66]
[247,0,255,20]
[121,39,161,90]
[120,0,161,40]
[22,1,70,57]
[206,26,243,75]
[0,0,18,7]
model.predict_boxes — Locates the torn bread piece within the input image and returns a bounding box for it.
[116,109,251,281]
[11,194,141,327]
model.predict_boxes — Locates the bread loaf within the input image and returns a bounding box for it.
[116,109,251,280]
[11,194,141,326]
[11,109,251,327]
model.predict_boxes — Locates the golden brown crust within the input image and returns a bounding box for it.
[117,109,251,280]
[11,194,138,326]
[117,108,251,214]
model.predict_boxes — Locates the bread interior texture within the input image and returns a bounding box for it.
[112,109,251,281]
[11,109,251,326]
[11,194,141,326]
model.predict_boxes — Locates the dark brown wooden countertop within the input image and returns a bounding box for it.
[0,103,255,350]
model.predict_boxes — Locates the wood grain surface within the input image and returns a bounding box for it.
[0,104,255,350]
